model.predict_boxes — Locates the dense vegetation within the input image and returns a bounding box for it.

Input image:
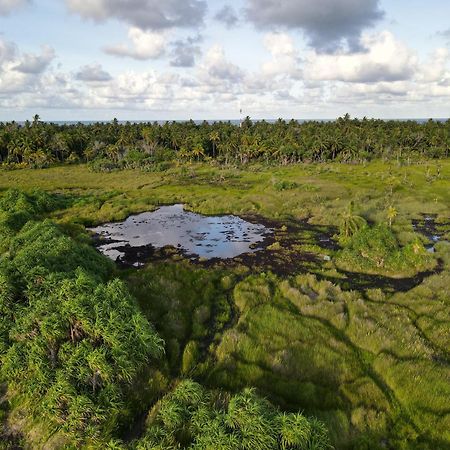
[0,115,449,171]
[0,120,449,449]
[0,190,332,449]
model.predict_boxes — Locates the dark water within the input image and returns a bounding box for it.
[412,215,448,253]
[89,204,272,263]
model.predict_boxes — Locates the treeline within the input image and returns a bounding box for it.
[0,114,449,170]
[0,189,331,448]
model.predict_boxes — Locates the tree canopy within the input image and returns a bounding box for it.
[0,116,449,170]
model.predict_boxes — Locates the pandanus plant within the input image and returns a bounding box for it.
[339,201,367,238]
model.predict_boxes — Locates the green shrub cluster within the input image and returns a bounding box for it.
[0,189,164,445]
[88,148,174,173]
[0,189,65,251]
[273,180,298,191]
[335,224,434,275]
[135,380,331,450]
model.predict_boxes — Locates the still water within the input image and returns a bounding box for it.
[90,204,272,262]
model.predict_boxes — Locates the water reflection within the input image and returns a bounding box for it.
[89,204,272,262]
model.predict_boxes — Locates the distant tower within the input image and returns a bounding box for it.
[239,107,243,128]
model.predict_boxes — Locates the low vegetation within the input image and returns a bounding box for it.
[0,122,448,449]
[335,223,434,276]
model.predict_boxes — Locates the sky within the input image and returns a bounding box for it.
[0,0,450,121]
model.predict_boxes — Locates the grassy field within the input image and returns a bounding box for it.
[0,161,449,449]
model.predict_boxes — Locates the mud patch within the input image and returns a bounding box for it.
[90,209,339,276]
[89,204,272,262]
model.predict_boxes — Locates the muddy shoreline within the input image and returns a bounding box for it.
[89,208,447,294]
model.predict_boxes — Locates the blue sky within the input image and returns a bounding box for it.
[0,0,449,120]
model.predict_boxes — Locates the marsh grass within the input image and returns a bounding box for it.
[208,269,450,448]
[0,161,449,449]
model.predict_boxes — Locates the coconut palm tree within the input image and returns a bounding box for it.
[340,202,367,238]
[387,205,398,228]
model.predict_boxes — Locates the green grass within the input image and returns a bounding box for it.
[0,161,449,449]
[0,161,448,226]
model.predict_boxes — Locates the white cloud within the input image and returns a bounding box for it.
[66,0,206,30]
[170,35,202,67]
[75,63,112,82]
[1,29,450,120]
[418,48,449,83]
[105,27,166,60]
[0,38,16,62]
[245,0,384,52]
[214,5,239,28]
[13,45,55,74]
[200,45,244,84]
[262,32,301,78]
[0,38,48,95]
[0,0,29,15]
[306,31,417,83]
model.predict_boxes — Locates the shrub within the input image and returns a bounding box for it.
[136,380,331,450]
[181,340,200,375]
[335,223,433,275]
[273,180,298,191]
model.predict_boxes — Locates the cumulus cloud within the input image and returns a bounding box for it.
[75,63,112,82]
[104,27,166,60]
[245,0,384,52]
[418,48,449,83]
[262,32,301,78]
[13,45,55,74]
[214,5,239,28]
[66,0,207,30]
[201,45,244,84]
[0,39,53,96]
[0,0,29,15]
[305,31,416,83]
[0,38,16,62]
[170,35,202,67]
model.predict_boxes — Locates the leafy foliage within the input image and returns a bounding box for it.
[1,116,449,171]
[336,224,433,274]
[0,189,65,251]
[339,202,367,239]
[135,380,331,450]
[0,190,164,444]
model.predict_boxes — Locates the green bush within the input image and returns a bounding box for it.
[181,340,200,375]
[136,380,331,450]
[10,220,112,280]
[88,158,120,173]
[273,180,298,191]
[335,224,433,275]
[0,189,165,443]
[0,189,68,252]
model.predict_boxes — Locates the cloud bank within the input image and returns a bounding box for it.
[245,0,384,52]
[66,0,207,30]
[0,0,29,15]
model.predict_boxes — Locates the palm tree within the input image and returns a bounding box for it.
[209,130,220,158]
[340,202,367,238]
[191,143,205,162]
[387,205,398,228]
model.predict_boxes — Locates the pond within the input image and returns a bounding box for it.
[89,204,272,265]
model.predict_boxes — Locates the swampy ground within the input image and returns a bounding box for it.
[1,160,449,449]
